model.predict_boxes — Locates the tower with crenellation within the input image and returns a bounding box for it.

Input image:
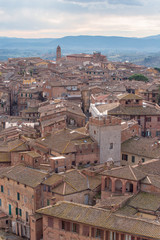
[89,116,121,166]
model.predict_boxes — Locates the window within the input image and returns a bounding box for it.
[26,212,29,222]
[61,221,70,231]
[47,199,50,206]
[72,223,78,233]
[83,225,89,237]
[146,117,151,122]
[16,208,18,215]
[8,189,10,196]
[96,229,104,239]
[17,192,20,201]
[0,199,1,206]
[43,185,46,192]
[109,143,113,149]
[24,196,27,203]
[157,117,160,122]
[96,229,101,238]
[72,223,77,232]
[19,208,22,216]
[156,131,160,136]
[122,154,128,161]
[34,159,38,163]
[1,186,3,193]
[142,158,145,163]
[21,155,24,161]
[146,131,151,137]
[132,156,135,163]
[48,186,51,192]
[61,221,65,230]
[91,228,95,237]
[48,217,53,228]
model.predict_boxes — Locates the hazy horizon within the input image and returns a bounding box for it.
[0,34,159,40]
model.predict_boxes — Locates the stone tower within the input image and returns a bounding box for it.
[56,45,61,61]
[89,116,121,166]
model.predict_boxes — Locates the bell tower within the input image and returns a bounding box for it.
[56,45,61,61]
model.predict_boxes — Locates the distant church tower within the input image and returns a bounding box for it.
[56,45,61,61]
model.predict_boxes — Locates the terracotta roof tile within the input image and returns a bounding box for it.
[43,169,101,195]
[128,192,160,212]
[37,201,160,239]
[35,129,94,154]
[0,165,47,188]
[101,165,146,181]
[109,103,160,116]
[122,136,160,159]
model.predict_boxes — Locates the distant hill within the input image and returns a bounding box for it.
[1,35,160,52]
[1,35,160,64]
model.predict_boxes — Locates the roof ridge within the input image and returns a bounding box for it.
[114,212,160,225]
[129,166,137,180]
[57,200,111,212]
[63,182,66,195]
[65,180,78,192]
[146,175,152,184]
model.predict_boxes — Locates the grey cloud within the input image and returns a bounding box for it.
[108,0,143,6]
[0,0,159,38]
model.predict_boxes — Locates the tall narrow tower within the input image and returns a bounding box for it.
[56,45,61,61]
[89,116,121,166]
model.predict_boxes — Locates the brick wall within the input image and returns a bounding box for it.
[30,215,43,240]
[121,122,140,143]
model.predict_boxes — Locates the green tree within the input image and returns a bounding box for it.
[154,67,160,73]
[129,74,149,82]
[29,69,33,76]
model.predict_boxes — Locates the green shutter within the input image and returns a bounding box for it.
[0,199,1,206]
[1,186,3,193]
[17,192,20,200]
[16,208,18,215]
[9,204,11,215]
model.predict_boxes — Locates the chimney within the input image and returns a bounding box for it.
[138,160,142,166]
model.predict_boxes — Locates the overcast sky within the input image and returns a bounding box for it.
[0,0,160,38]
